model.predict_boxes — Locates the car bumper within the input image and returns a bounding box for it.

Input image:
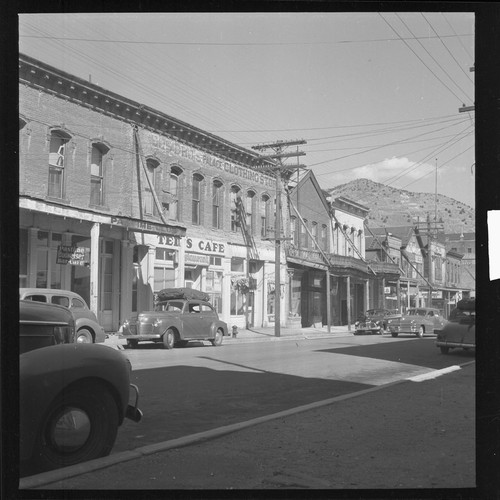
[436,340,475,349]
[126,383,143,423]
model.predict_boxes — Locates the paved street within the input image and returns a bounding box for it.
[20,332,476,491]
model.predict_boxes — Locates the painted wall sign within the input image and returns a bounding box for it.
[151,133,276,189]
[186,237,226,255]
[56,245,90,266]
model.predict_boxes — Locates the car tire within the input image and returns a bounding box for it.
[76,328,93,344]
[162,329,175,349]
[210,328,224,346]
[31,382,119,473]
[391,332,398,337]
[440,346,450,354]
[416,326,425,338]
[126,340,138,349]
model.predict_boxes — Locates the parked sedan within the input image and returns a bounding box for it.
[436,298,475,354]
[354,308,399,335]
[20,288,106,343]
[20,300,142,476]
[389,307,446,338]
[121,288,228,349]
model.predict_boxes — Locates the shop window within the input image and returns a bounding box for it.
[36,230,63,289]
[230,186,241,232]
[206,270,222,313]
[212,180,223,229]
[154,267,175,292]
[230,286,246,315]
[209,256,222,267]
[261,194,270,237]
[90,143,108,206]
[192,173,203,225]
[48,131,70,199]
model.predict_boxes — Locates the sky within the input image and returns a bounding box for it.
[18,12,475,208]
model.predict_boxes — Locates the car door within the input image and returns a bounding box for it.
[181,301,205,339]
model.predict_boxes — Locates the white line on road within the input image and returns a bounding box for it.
[407,365,461,382]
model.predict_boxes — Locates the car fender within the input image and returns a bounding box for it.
[161,319,184,338]
[210,321,228,337]
[20,344,131,461]
[75,317,106,343]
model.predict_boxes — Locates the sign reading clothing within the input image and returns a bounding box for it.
[56,245,90,266]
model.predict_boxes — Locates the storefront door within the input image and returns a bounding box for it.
[99,239,114,331]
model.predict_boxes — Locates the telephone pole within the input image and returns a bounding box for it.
[252,140,306,337]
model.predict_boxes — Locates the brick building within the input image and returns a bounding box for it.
[19,54,283,332]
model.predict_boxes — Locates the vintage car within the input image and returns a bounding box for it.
[354,308,399,335]
[389,307,446,338]
[435,298,475,354]
[121,288,228,349]
[20,300,142,476]
[20,288,106,344]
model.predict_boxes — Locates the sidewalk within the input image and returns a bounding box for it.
[20,362,476,490]
[106,324,355,349]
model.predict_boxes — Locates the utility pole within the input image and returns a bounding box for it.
[252,140,306,337]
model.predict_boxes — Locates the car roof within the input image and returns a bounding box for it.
[20,288,85,300]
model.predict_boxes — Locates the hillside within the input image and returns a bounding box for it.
[326,178,475,234]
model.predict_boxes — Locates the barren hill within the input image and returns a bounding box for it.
[327,178,475,234]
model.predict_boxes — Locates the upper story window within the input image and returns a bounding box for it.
[90,143,108,206]
[192,173,204,225]
[311,222,318,250]
[261,194,270,238]
[167,166,182,221]
[144,158,161,215]
[290,216,297,245]
[230,185,241,232]
[246,190,256,233]
[320,224,327,251]
[212,180,223,229]
[48,131,71,199]
[300,219,308,248]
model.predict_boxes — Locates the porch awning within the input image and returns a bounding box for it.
[287,256,328,271]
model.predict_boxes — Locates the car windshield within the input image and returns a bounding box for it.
[408,309,426,316]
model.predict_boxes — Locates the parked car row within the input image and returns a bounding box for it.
[435,298,475,354]
[354,308,399,335]
[20,299,142,476]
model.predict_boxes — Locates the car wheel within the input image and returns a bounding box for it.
[31,382,119,473]
[126,340,138,349]
[440,346,450,354]
[210,329,224,346]
[391,332,398,337]
[416,326,425,338]
[76,328,93,343]
[162,329,175,349]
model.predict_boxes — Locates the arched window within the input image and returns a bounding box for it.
[167,166,182,221]
[246,190,256,233]
[261,194,270,238]
[230,185,241,232]
[144,158,160,215]
[212,180,223,229]
[48,130,71,198]
[90,143,108,206]
[192,173,204,225]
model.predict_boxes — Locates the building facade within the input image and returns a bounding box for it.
[19,54,285,332]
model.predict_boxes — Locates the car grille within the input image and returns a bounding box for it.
[137,322,154,335]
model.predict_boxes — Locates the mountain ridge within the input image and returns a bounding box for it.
[326,178,475,234]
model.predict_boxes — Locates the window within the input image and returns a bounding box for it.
[144,158,160,215]
[90,144,107,206]
[51,296,70,307]
[231,257,244,273]
[245,191,255,233]
[192,174,203,225]
[261,194,270,237]
[212,180,223,229]
[36,230,63,289]
[290,216,297,245]
[320,224,327,251]
[206,270,222,313]
[48,131,70,198]
[167,166,182,221]
[299,219,308,248]
[230,186,241,232]
[311,222,318,249]
[154,247,176,292]
[467,247,472,253]
[20,228,28,287]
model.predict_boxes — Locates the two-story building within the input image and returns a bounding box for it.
[19,53,284,331]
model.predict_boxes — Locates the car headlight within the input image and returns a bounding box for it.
[122,319,129,328]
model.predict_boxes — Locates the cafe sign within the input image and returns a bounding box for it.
[56,245,90,266]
